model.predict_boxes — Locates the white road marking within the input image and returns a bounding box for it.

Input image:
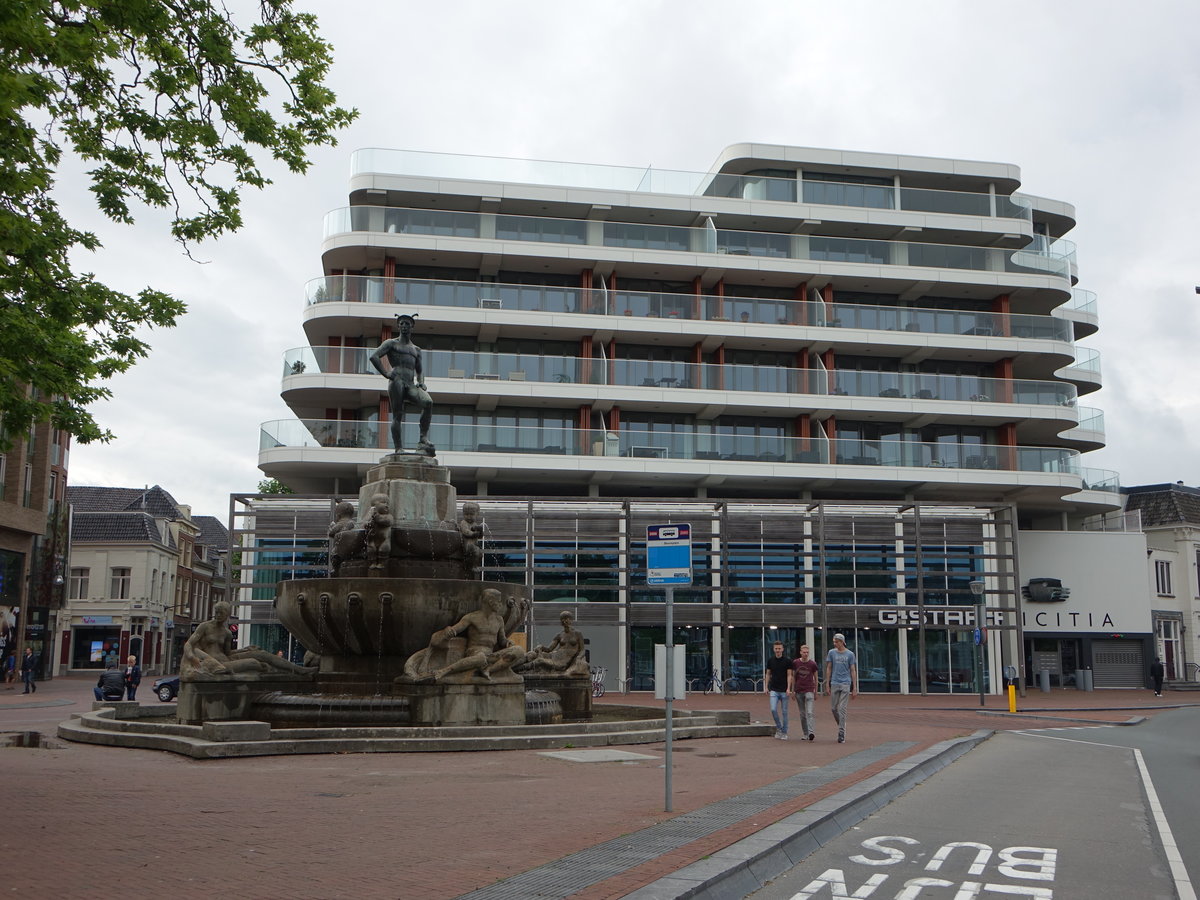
[1013,730,1196,900]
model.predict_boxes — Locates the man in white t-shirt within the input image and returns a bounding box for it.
[824,633,858,743]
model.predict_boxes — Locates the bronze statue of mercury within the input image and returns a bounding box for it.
[370,313,435,455]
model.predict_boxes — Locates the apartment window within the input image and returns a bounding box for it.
[110,567,131,600]
[23,463,33,507]
[69,567,90,600]
[1154,560,1172,596]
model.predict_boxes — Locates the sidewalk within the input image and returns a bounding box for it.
[1,675,1191,899]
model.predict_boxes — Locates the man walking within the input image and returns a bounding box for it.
[764,640,792,739]
[792,644,819,741]
[1150,657,1165,697]
[824,633,858,743]
[20,646,37,694]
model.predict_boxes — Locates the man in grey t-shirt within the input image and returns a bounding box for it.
[824,633,858,743]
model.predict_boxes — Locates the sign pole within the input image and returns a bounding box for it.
[664,584,673,812]
[647,522,690,815]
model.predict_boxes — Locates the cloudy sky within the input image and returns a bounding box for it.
[63,0,1200,521]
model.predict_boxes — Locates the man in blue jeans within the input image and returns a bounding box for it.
[764,640,792,740]
[824,633,858,743]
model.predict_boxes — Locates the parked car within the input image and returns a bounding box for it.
[152,675,179,702]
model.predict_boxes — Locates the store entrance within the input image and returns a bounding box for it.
[1025,637,1081,688]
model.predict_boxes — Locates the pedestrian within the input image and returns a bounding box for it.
[94,663,125,701]
[824,633,858,743]
[791,643,820,741]
[20,646,37,694]
[1150,657,1165,697]
[124,655,142,701]
[764,640,792,740]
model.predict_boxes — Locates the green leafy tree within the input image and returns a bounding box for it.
[256,477,292,494]
[0,0,356,448]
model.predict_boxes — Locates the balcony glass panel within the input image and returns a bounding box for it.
[262,420,1090,484]
[351,149,1032,222]
[303,276,1072,341]
[321,207,1070,279]
[284,348,1074,408]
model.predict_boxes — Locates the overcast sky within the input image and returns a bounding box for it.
[63,0,1200,521]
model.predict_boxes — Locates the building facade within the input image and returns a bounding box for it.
[63,486,228,674]
[258,143,1128,692]
[1124,483,1200,682]
[0,409,69,681]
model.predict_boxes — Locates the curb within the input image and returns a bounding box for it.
[976,710,1147,726]
[622,729,993,900]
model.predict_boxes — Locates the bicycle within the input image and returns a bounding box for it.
[589,666,607,698]
[721,675,760,695]
[688,670,722,694]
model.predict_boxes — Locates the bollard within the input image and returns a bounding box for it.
[1039,668,1051,693]
[1008,683,1017,713]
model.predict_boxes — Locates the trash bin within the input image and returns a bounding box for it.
[1075,669,1088,691]
[1081,668,1094,691]
[1038,669,1051,693]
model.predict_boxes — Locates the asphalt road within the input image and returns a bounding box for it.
[747,720,1194,900]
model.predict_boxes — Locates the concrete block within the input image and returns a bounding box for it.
[201,720,272,742]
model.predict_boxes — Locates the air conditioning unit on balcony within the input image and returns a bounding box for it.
[479,298,502,309]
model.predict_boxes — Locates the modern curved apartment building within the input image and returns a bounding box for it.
[256,144,1131,694]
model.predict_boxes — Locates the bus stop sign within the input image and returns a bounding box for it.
[647,523,692,586]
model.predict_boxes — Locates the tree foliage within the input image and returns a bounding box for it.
[256,477,292,494]
[0,0,356,447]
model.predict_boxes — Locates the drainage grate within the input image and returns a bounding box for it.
[455,742,913,899]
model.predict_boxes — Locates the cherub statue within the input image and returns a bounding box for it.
[327,499,357,575]
[365,493,392,573]
[458,501,484,579]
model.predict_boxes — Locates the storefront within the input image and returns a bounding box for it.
[1017,530,1153,689]
[69,617,123,670]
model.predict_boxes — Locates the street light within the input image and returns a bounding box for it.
[969,579,986,707]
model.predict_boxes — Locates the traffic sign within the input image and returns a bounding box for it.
[647,523,692,585]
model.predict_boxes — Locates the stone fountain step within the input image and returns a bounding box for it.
[58,706,774,760]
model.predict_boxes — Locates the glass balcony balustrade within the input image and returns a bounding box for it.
[1079,468,1120,493]
[1065,288,1098,315]
[1063,346,1101,377]
[1073,407,1105,433]
[260,418,1096,484]
[303,275,1074,343]
[282,347,1077,407]
[350,149,1034,223]
[322,206,1071,280]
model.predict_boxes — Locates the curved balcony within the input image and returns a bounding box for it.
[321,206,1073,281]
[303,276,1075,343]
[350,148,1035,223]
[259,418,1098,483]
[282,347,1079,408]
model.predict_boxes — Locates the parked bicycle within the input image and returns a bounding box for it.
[687,669,722,694]
[589,666,606,698]
[722,674,761,694]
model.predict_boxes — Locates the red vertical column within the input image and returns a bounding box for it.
[997,422,1017,471]
[578,405,591,455]
[581,269,592,314]
[793,282,808,326]
[692,276,703,320]
[992,292,1011,337]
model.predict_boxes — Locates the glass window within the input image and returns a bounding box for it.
[69,567,89,600]
[110,567,131,600]
[1155,560,1172,595]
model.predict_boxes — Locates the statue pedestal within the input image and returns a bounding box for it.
[178,677,313,726]
[396,680,525,727]
[519,674,593,720]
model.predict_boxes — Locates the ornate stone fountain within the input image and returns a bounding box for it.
[178,315,588,728]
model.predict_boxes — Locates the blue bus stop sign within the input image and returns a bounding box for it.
[647,523,692,586]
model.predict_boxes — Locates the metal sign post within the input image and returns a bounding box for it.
[647,523,691,813]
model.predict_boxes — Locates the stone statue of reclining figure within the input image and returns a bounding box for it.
[403,588,525,684]
[514,610,590,677]
[182,601,317,680]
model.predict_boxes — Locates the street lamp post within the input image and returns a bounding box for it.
[970,579,986,707]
